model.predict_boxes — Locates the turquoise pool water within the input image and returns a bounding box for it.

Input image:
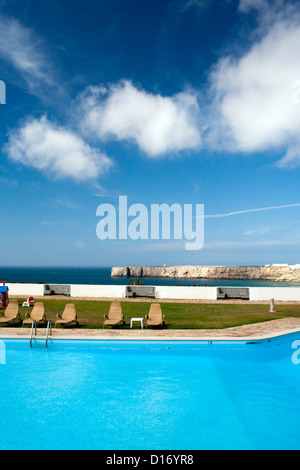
[0,336,299,450]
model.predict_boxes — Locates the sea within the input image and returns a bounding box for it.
[1,267,300,287]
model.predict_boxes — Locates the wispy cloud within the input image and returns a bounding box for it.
[206,203,300,219]
[244,228,270,237]
[41,221,74,227]
[0,14,61,99]
[238,0,269,13]
[76,240,86,250]
[238,0,284,15]
[0,177,18,187]
[182,0,207,11]
[204,239,300,249]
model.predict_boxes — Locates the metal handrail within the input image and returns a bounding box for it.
[30,320,37,348]
[30,320,52,349]
[45,321,52,349]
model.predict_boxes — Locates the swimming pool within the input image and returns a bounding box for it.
[0,335,299,450]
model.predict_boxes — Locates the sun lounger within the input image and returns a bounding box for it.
[55,304,78,327]
[23,303,46,327]
[145,304,165,328]
[0,303,21,325]
[103,302,125,328]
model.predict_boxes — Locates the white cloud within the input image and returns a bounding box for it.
[0,14,58,97]
[4,116,112,182]
[80,81,201,157]
[210,13,300,167]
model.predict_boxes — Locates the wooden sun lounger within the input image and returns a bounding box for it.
[103,302,125,328]
[23,303,46,327]
[55,304,79,327]
[145,304,165,328]
[0,303,21,325]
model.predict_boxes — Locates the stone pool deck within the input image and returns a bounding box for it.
[1,317,300,341]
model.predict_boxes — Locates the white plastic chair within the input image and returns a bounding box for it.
[22,297,35,308]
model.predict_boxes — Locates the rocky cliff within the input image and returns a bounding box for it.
[111,265,300,282]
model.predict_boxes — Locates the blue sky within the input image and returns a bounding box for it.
[1,0,300,267]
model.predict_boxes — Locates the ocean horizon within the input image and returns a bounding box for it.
[1,267,300,288]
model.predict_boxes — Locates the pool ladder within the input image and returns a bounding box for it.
[30,320,52,348]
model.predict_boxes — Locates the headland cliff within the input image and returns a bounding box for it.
[111,265,300,282]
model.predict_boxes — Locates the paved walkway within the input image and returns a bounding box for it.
[1,317,300,341]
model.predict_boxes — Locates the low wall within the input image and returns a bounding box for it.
[250,287,300,302]
[70,285,125,299]
[6,283,45,296]
[156,286,217,300]
[4,283,300,302]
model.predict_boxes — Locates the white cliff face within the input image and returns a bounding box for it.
[111,266,300,282]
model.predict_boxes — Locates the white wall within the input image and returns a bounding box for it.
[6,283,45,296]
[156,286,218,300]
[6,284,125,299]
[250,287,300,302]
[5,283,300,302]
[70,284,125,298]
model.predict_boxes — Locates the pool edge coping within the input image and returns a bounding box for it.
[0,326,300,342]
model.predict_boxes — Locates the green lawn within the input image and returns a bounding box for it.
[1,299,300,330]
